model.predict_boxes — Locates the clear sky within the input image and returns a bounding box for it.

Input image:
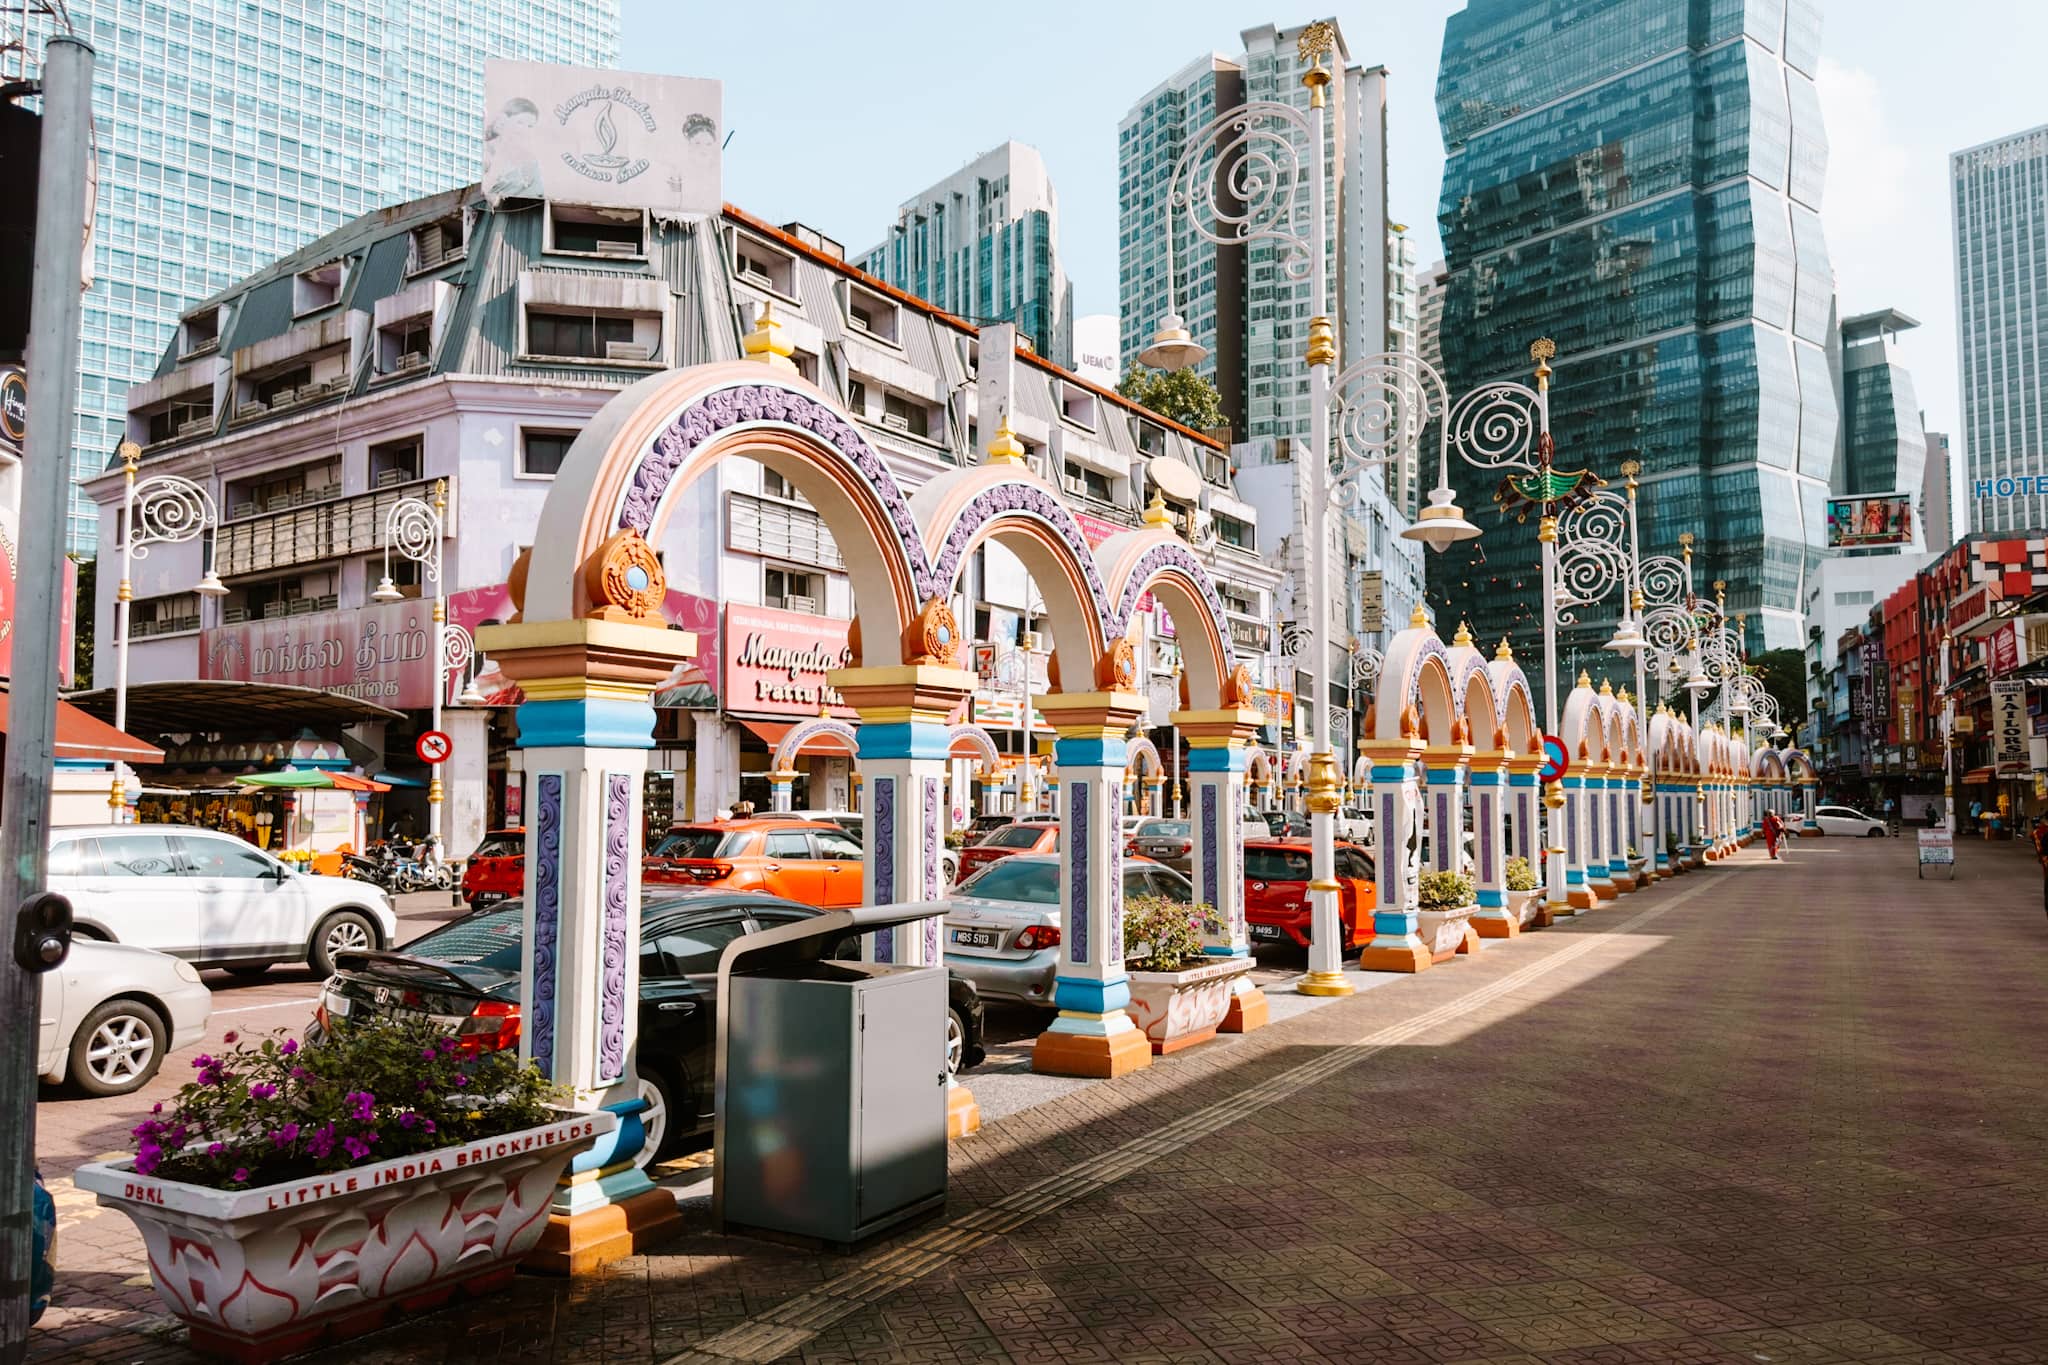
[623,1,2048,443]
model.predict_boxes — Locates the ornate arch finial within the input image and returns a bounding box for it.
[1399,704,1420,739]
[1453,619,1474,648]
[582,528,667,624]
[1577,669,1592,689]
[1095,637,1138,690]
[1599,677,1614,696]
[986,411,1027,466]
[742,301,797,371]
[1143,489,1175,530]
[903,598,961,667]
[1495,636,1513,662]
[1409,603,1429,630]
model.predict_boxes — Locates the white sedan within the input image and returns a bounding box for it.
[1814,805,1888,838]
[37,939,213,1097]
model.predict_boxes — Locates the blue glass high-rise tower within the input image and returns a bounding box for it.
[1432,0,1836,666]
[18,0,621,553]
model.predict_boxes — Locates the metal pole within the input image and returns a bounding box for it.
[426,482,446,845]
[1299,66,1349,996]
[111,447,137,823]
[1534,354,1567,913]
[2,35,95,1363]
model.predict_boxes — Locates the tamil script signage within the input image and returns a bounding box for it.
[722,602,855,718]
[1993,679,2031,771]
[201,599,437,708]
[482,62,721,214]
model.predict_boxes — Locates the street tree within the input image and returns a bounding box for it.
[1118,364,1226,433]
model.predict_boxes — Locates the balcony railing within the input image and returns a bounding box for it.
[216,476,449,579]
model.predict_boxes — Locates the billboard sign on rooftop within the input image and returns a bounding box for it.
[482,62,721,216]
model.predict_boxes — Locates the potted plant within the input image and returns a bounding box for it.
[1625,842,1650,883]
[1503,855,1541,927]
[73,1023,613,1363]
[1664,832,1683,875]
[1121,893,1252,1054]
[1415,869,1478,962]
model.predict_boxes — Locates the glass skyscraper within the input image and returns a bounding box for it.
[1432,0,1837,668]
[22,0,621,552]
[1838,309,1924,502]
[1952,124,2048,535]
[858,142,1074,369]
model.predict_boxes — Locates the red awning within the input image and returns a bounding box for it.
[0,691,166,764]
[735,718,857,757]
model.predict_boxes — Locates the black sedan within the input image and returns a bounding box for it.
[311,889,986,1168]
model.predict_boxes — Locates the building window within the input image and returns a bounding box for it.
[844,284,900,345]
[761,469,809,505]
[293,260,344,315]
[734,236,796,296]
[881,391,930,439]
[127,591,201,639]
[179,310,219,356]
[408,212,467,273]
[369,437,422,488]
[527,311,641,362]
[378,318,432,375]
[254,366,313,407]
[764,565,822,613]
[520,429,577,479]
[1061,460,1112,502]
[846,378,867,415]
[545,203,647,258]
[1059,381,1098,430]
[1213,512,1251,549]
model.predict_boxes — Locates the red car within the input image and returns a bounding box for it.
[955,821,1059,883]
[1243,838,1376,952]
[461,828,525,907]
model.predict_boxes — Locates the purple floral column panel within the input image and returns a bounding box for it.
[1069,782,1089,965]
[1108,780,1124,953]
[1200,785,1219,908]
[872,777,896,961]
[1479,793,1496,883]
[1435,791,1452,871]
[597,773,632,1088]
[530,773,563,1081]
[922,777,941,960]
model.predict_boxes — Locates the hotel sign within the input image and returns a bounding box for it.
[482,62,721,214]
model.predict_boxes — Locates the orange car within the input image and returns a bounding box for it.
[1243,838,1377,953]
[641,818,864,908]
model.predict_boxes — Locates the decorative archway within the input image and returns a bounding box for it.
[1560,677,1611,908]
[1357,610,1459,975]
[1124,736,1166,816]
[766,716,862,812]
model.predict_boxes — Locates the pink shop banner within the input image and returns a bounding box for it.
[201,599,438,708]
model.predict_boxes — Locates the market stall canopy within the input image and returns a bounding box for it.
[235,770,391,792]
[0,688,166,764]
[64,681,404,739]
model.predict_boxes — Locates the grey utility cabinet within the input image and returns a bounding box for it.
[713,901,951,1248]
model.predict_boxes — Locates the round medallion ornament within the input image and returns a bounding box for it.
[583,528,667,623]
[1095,637,1138,690]
[904,598,961,667]
[1223,663,1256,709]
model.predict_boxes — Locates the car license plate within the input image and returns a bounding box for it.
[950,927,1000,949]
[1145,844,1176,856]
[1249,924,1284,941]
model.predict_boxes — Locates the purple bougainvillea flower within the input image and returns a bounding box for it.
[305,1123,337,1159]
[397,1112,418,1129]
[290,1066,310,1081]
[437,1037,459,1053]
[189,1054,213,1070]
[280,1038,298,1056]
[207,1142,225,1157]
[231,1168,249,1184]
[345,1090,375,1120]
[420,1047,437,1061]
[451,1073,469,1088]
[135,1143,162,1176]
[249,1082,277,1101]
[221,1030,237,1044]
[422,1119,436,1135]
[341,1135,374,1162]
[272,1122,300,1147]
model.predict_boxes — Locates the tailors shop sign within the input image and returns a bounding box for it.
[723,603,855,718]
[202,600,436,708]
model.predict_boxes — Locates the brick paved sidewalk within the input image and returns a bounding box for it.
[31,838,2048,1364]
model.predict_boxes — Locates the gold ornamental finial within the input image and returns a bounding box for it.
[1600,677,1614,696]
[742,301,797,371]
[1495,636,1513,662]
[118,440,141,476]
[1577,669,1593,689]
[1297,21,1336,104]
[1537,514,1559,544]
[1143,488,1176,530]
[1530,337,1556,389]
[986,411,1027,466]
[1409,603,1429,630]
[1453,619,1474,648]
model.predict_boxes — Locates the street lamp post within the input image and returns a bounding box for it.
[373,480,446,844]
[113,441,227,818]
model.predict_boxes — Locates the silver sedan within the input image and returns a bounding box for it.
[941,853,1194,1010]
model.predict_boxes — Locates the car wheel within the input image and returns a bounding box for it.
[224,964,270,980]
[71,998,166,1098]
[308,910,378,977]
[941,852,959,885]
[944,1005,967,1078]
[635,1067,677,1169]
[1866,827,1886,838]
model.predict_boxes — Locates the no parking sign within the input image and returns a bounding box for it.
[1538,735,1569,784]
[415,730,453,765]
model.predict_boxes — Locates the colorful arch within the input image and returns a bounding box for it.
[772,717,862,771]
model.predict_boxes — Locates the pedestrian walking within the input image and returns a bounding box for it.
[2033,816,2048,919]
[1762,809,1783,860]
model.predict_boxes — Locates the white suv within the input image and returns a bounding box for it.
[47,825,398,978]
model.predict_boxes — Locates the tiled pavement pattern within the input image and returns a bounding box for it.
[30,837,2048,1363]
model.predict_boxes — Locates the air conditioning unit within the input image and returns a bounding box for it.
[594,239,640,257]
[235,403,264,421]
[780,594,817,614]
[740,265,772,287]
[393,351,427,372]
[847,313,873,334]
[177,417,213,437]
[880,411,910,432]
[606,340,653,362]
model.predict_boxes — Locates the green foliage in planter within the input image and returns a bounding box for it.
[1123,892,1222,972]
[1504,856,1538,893]
[943,829,968,850]
[130,1022,563,1191]
[1626,845,1641,859]
[1416,869,1476,910]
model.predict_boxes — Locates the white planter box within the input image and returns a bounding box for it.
[1415,904,1476,962]
[1506,888,1541,927]
[73,1109,613,1362]
[1125,956,1254,1055]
